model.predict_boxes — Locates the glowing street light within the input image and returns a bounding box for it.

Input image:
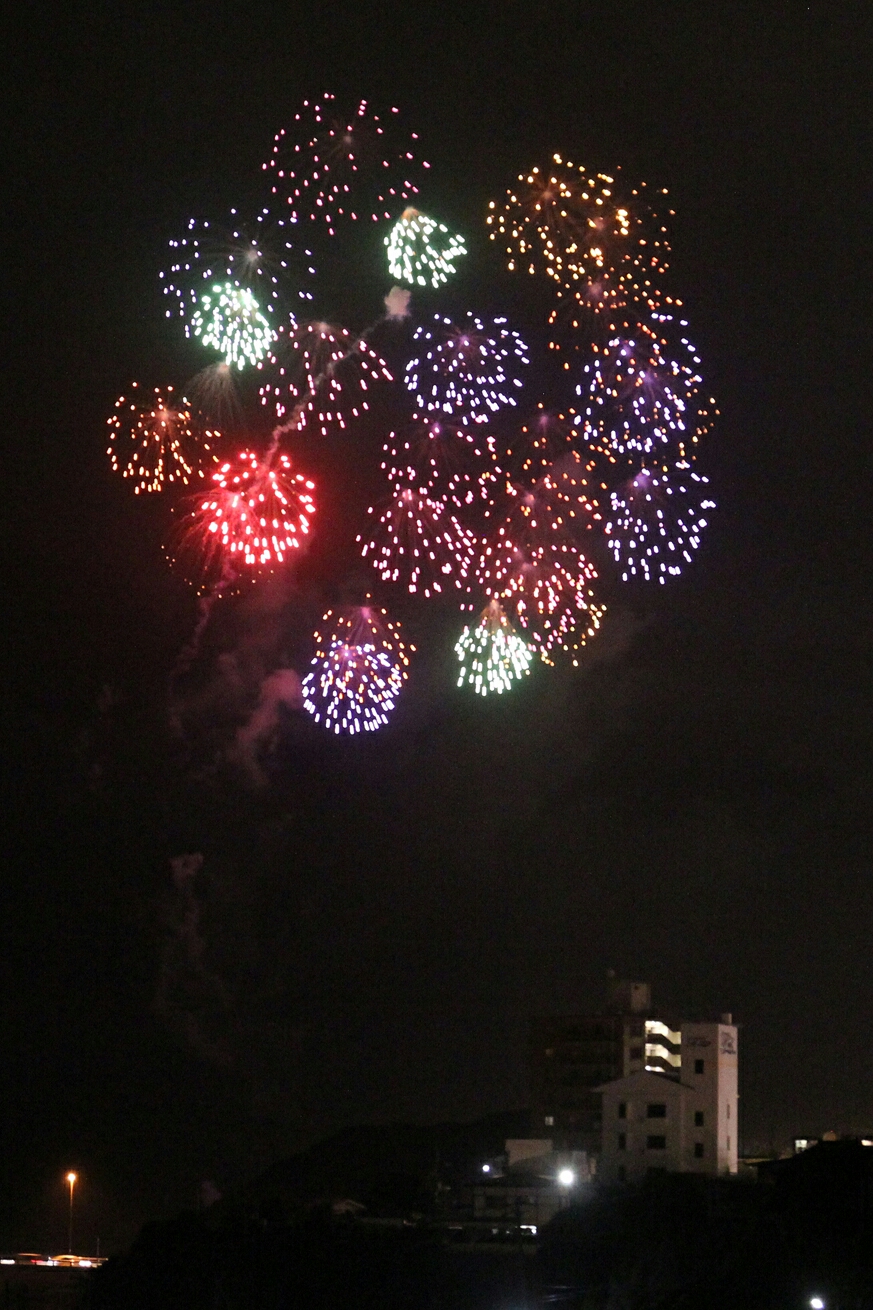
[809,1299,825,1310]
[557,1167,576,1187]
[65,1173,77,1254]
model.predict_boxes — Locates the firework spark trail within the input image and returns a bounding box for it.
[167,551,241,722]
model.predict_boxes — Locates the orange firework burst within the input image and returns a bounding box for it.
[106,383,220,493]
[487,155,672,316]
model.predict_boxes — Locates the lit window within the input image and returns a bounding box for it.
[694,1142,704,1159]
[618,1133,626,1150]
[694,1110,704,1127]
[694,1059,704,1075]
[618,1102,627,1119]
[646,1103,667,1119]
[646,1135,667,1150]
[544,1115,554,1127]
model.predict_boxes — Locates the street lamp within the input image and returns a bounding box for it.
[65,1173,77,1254]
[557,1167,576,1187]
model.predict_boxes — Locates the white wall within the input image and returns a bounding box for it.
[682,1023,738,1175]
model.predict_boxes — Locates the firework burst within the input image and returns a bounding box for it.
[260,320,393,436]
[266,94,430,234]
[189,283,276,368]
[405,314,530,425]
[302,603,413,734]
[487,155,671,316]
[577,313,717,463]
[169,449,316,591]
[455,598,533,695]
[385,207,466,287]
[380,416,503,518]
[478,531,605,665]
[359,481,479,598]
[161,209,316,328]
[106,384,220,493]
[604,459,716,583]
[500,410,602,537]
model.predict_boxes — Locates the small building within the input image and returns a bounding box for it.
[597,1020,739,1183]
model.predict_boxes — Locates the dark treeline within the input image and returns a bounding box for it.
[88,1139,873,1309]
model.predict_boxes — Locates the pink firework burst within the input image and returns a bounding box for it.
[260,320,393,437]
[359,481,479,598]
[265,94,430,234]
[478,531,605,666]
[381,415,504,520]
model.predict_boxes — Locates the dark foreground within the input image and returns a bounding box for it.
[87,1140,873,1309]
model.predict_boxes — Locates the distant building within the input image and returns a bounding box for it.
[597,1019,739,1182]
[529,978,654,1152]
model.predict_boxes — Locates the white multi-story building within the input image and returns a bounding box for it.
[596,1018,738,1183]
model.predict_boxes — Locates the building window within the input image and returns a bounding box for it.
[618,1133,626,1150]
[646,1103,667,1119]
[727,1135,730,1151]
[694,1059,704,1075]
[694,1110,704,1127]
[618,1165,627,1182]
[630,1045,643,1059]
[726,1102,730,1119]
[544,1115,554,1127]
[694,1142,704,1159]
[646,1135,667,1150]
[618,1102,627,1119]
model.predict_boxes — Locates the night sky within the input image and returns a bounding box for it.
[7,0,872,1255]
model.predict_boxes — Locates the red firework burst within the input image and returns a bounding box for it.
[169,449,316,591]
